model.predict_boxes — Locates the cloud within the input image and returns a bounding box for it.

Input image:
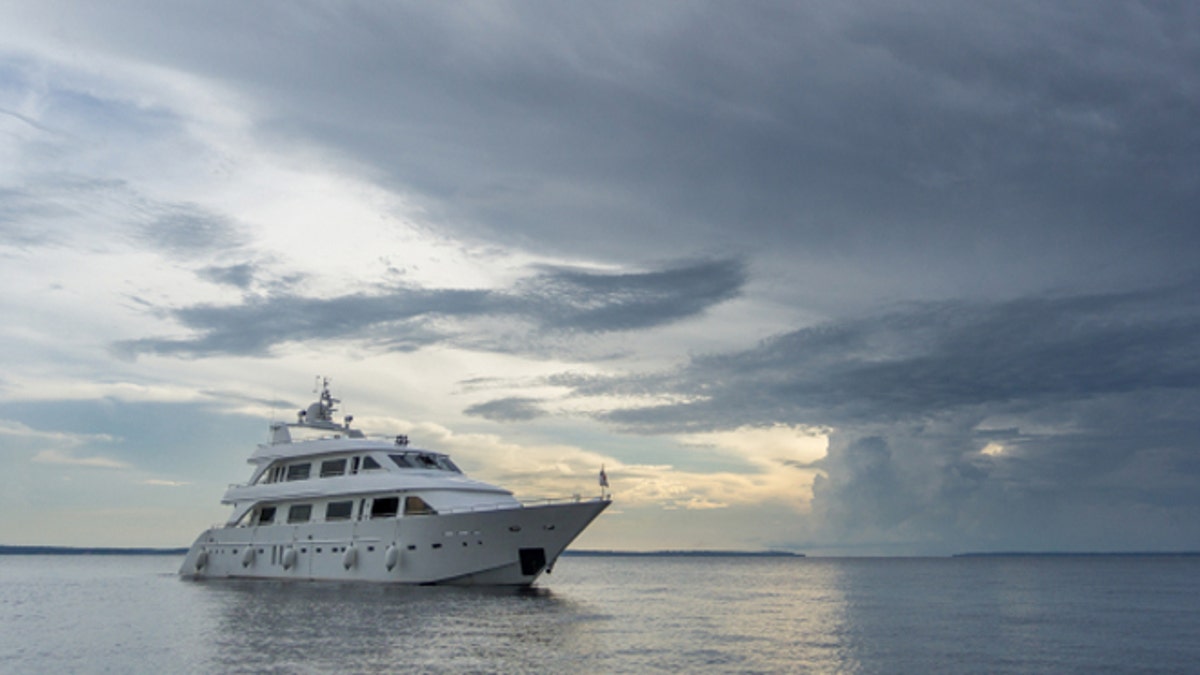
[115,258,745,358]
[31,448,129,470]
[136,203,244,259]
[543,280,1200,551]
[142,478,189,487]
[197,262,257,289]
[463,397,547,422]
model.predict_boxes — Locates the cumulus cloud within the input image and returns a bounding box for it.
[548,280,1200,551]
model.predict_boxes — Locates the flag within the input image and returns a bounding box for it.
[599,465,609,488]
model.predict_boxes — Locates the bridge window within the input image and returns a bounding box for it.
[286,463,311,481]
[320,458,347,477]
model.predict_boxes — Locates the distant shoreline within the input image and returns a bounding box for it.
[5,545,1196,558]
[0,545,802,558]
[0,545,188,556]
[563,550,803,557]
[953,551,1200,558]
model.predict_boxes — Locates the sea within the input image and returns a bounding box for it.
[1,554,1198,674]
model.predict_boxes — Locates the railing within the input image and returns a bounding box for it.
[436,493,608,515]
[217,493,610,527]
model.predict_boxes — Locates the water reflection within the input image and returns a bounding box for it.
[6,555,1195,673]
[201,579,590,672]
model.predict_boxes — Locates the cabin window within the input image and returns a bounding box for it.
[436,456,461,473]
[287,504,312,523]
[286,463,311,481]
[389,453,415,469]
[320,459,347,478]
[404,496,437,516]
[257,506,276,525]
[362,456,382,470]
[370,497,399,518]
[325,501,353,521]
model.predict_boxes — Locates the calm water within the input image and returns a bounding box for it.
[1,554,1197,673]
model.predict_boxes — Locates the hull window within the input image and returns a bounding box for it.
[287,504,312,523]
[370,497,399,518]
[404,496,437,516]
[256,506,276,525]
[325,501,353,521]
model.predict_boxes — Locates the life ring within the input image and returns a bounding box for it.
[384,544,399,571]
[343,546,358,570]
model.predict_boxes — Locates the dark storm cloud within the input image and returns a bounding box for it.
[116,259,744,357]
[34,1,1200,289]
[463,397,547,423]
[555,280,1200,551]
[582,279,1200,432]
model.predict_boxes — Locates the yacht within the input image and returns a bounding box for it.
[180,380,610,585]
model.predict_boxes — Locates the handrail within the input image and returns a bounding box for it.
[436,494,607,515]
[217,493,609,527]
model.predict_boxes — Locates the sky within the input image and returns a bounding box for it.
[1,1,1198,555]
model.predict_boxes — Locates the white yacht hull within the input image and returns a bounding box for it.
[180,498,608,586]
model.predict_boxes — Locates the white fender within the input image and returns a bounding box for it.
[242,547,256,568]
[343,546,358,570]
[282,547,297,570]
[384,544,399,571]
[194,550,208,571]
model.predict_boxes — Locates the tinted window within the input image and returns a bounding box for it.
[320,459,347,477]
[286,463,311,481]
[325,501,353,521]
[370,497,399,518]
[389,454,415,468]
[404,496,437,516]
[362,456,381,470]
[287,504,312,523]
[258,506,276,524]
